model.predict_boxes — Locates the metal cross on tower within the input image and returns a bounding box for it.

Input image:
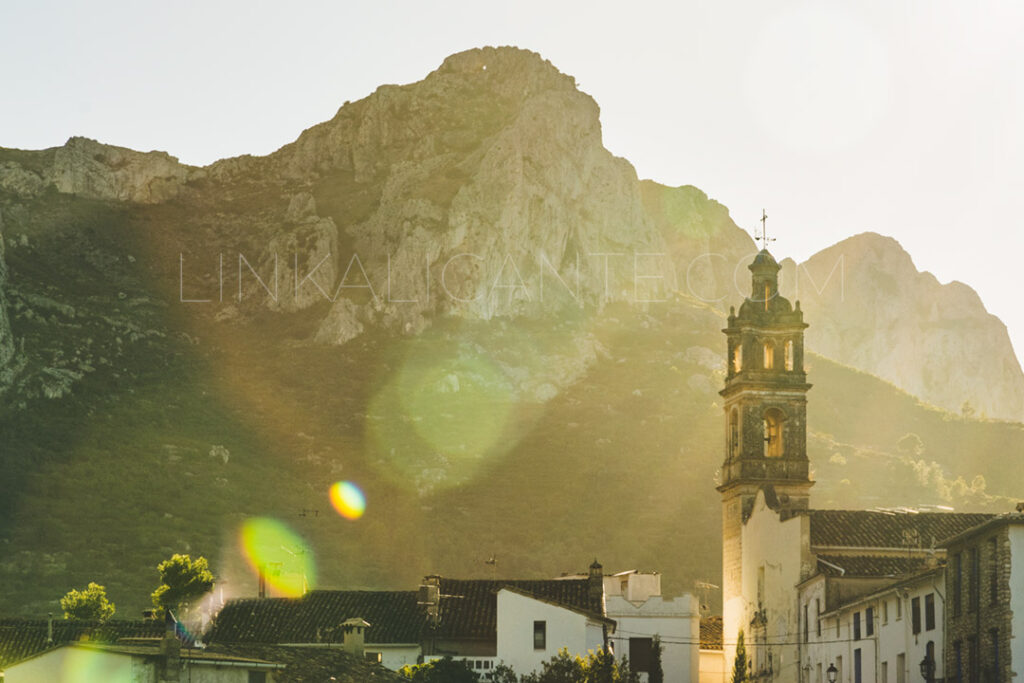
[756,209,775,248]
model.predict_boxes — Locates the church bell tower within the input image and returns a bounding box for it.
[718,244,812,670]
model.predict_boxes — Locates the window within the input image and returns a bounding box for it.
[729,409,739,459]
[882,599,888,624]
[533,621,546,650]
[853,611,861,640]
[629,638,653,673]
[953,641,963,683]
[882,661,888,683]
[785,340,794,371]
[968,636,979,683]
[924,593,935,631]
[364,652,382,663]
[817,663,822,683]
[896,595,902,620]
[763,409,784,457]
[816,598,821,637]
[854,648,862,683]
[803,603,809,643]
[989,537,999,605]
[954,552,963,617]
[896,653,905,683]
[757,566,765,606]
[969,547,980,613]
[911,596,921,634]
[763,341,774,369]
[733,344,742,373]
[865,606,874,636]
[991,628,999,672]
[836,656,843,683]
[835,616,841,637]
[248,673,267,683]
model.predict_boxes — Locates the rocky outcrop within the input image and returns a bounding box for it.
[780,233,1024,421]
[640,182,758,304]
[259,47,676,342]
[0,137,192,203]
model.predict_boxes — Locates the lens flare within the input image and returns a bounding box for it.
[60,646,135,682]
[239,517,316,597]
[329,481,366,520]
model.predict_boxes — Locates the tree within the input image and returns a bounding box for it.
[647,636,664,683]
[60,582,115,621]
[731,629,747,683]
[519,648,637,683]
[399,657,479,682]
[151,554,214,614]
[490,663,519,683]
[521,649,584,683]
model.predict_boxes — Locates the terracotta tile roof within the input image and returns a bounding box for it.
[815,554,931,578]
[700,616,722,650]
[0,618,165,668]
[211,644,404,683]
[207,591,423,645]
[208,579,600,646]
[434,578,598,640]
[796,510,995,549]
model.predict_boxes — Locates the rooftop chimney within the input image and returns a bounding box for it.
[341,617,371,658]
[159,611,181,683]
[47,613,53,645]
[419,576,441,628]
[588,560,604,614]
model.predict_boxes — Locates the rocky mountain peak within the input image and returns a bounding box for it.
[780,232,1024,420]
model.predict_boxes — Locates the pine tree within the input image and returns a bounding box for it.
[731,629,747,683]
[648,636,664,683]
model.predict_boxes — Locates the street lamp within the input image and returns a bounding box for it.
[827,663,838,683]
[919,654,936,682]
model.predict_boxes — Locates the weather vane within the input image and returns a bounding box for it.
[756,209,775,249]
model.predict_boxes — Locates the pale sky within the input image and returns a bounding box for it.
[2,0,1022,360]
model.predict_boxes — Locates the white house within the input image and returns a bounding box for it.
[800,565,945,683]
[494,586,612,676]
[603,570,700,683]
[2,641,283,683]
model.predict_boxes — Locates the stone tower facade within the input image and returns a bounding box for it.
[717,249,812,671]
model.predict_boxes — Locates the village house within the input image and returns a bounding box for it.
[941,512,1024,681]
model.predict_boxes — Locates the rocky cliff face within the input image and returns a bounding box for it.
[780,233,1024,421]
[639,182,758,304]
[257,47,675,340]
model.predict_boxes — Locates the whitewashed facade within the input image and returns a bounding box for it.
[495,588,609,676]
[603,570,700,682]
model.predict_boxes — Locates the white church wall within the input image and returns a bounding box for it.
[739,490,808,680]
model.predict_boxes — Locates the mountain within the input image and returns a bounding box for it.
[780,233,1024,421]
[0,46,1022,617]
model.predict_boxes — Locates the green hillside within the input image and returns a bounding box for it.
[1,189,1021,617]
